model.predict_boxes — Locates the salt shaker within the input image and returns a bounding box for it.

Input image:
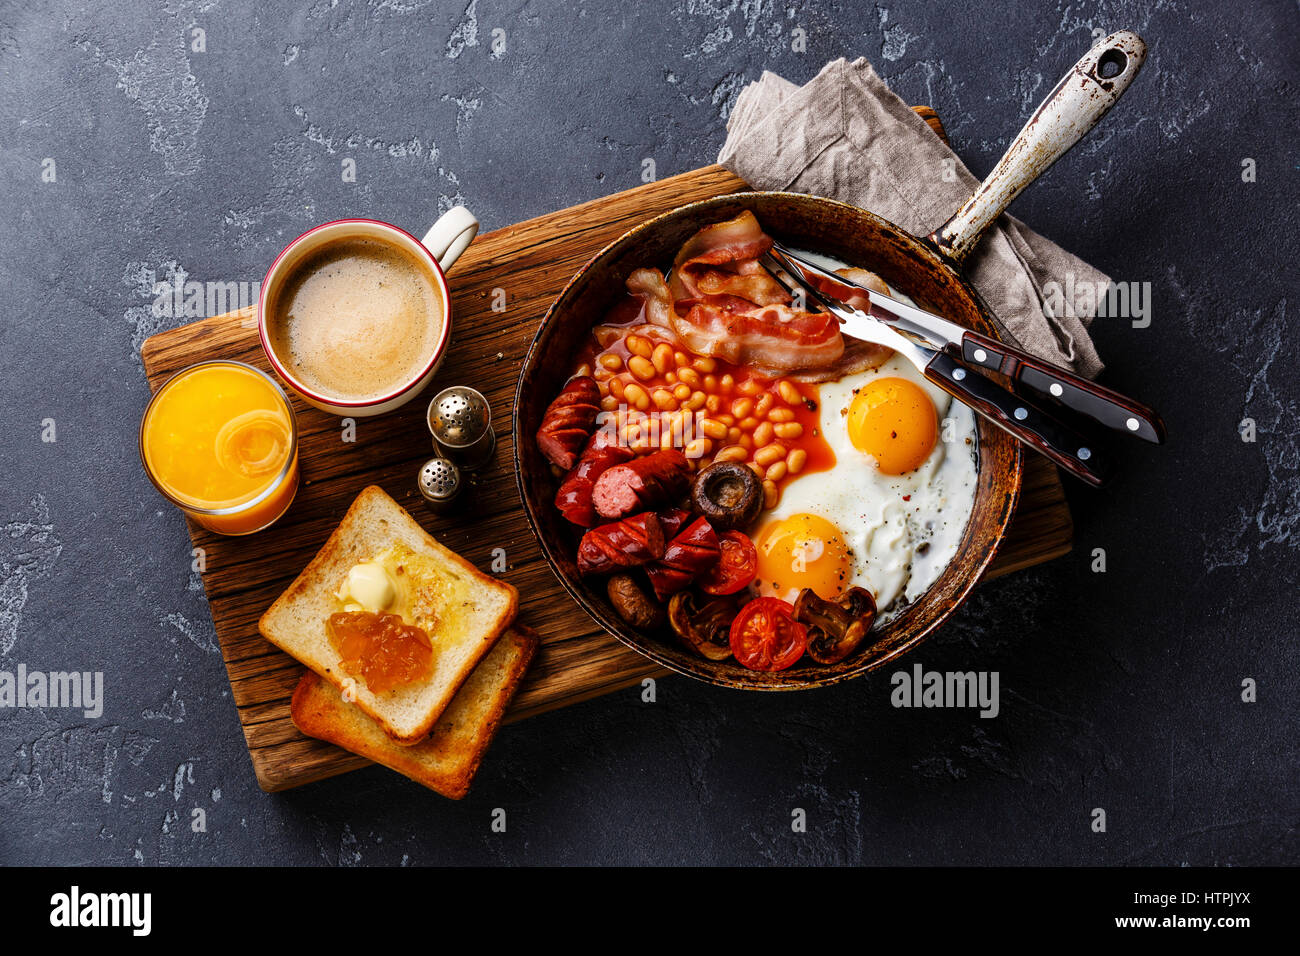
[426,386,496,470]
[416,457,462,512]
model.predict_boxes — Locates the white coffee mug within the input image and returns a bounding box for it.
[258,207,479,417]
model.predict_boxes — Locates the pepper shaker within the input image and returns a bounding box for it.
[427,386,496,470]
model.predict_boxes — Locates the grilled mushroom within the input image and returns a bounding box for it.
[667,591,737,661]
[792,587,877,664]
[606,573,665,630]
[691,461,763,531]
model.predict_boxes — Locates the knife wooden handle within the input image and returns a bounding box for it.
[958,330,1166,444]
[924,351,1110,487]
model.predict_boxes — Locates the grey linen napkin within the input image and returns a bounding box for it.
[719,57,1107,378]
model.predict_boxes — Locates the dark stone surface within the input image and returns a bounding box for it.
[1,0,1296,866]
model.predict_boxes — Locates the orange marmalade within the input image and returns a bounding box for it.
[571,297,836,513]
[327,611,434,694]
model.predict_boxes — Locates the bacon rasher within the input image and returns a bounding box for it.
[620,211,895,378]
[673,300,844,371]
[667,210,790,311]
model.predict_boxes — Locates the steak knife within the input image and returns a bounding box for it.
[769,242,1166,444]
[760,250,1111,486]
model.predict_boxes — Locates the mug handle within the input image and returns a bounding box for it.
[421,206,479,272]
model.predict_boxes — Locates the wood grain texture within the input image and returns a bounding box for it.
[141,157,1072,792]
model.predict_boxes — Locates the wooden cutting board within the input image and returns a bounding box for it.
[142,158,1073,793]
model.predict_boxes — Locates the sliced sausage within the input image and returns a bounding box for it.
[555,429,634,526]
[591,449,691,520]
[536,376,601,470]
[646,516,720,601]
[576,512,665,576]
[656,507,692,541]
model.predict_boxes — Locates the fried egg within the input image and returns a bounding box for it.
[752,260,979,622]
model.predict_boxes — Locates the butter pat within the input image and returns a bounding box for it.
[338,560,397,613]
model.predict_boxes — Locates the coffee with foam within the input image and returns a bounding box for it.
[267,237,443,403]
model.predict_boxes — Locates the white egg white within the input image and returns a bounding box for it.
[760,254,980,622]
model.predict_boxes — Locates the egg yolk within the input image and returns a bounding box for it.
[755,513,852,603]
[847,377,938,474]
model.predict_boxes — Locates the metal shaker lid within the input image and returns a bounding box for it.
[417,457,461,507]
[427,386,491,449]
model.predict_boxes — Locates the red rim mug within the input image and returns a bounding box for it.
[257,207,478,417]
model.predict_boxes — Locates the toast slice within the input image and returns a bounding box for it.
[260,485,519,744]
[291,624,539,798]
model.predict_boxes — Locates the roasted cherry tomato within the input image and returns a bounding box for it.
[729,597,808,671]
[700,530,758,596]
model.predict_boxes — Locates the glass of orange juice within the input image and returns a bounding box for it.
[140,360,299,535]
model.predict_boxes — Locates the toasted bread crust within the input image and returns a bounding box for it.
[291,624,539,798]
[260,485,519,744]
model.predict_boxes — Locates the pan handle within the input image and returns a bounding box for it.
[927,30,1147,264]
